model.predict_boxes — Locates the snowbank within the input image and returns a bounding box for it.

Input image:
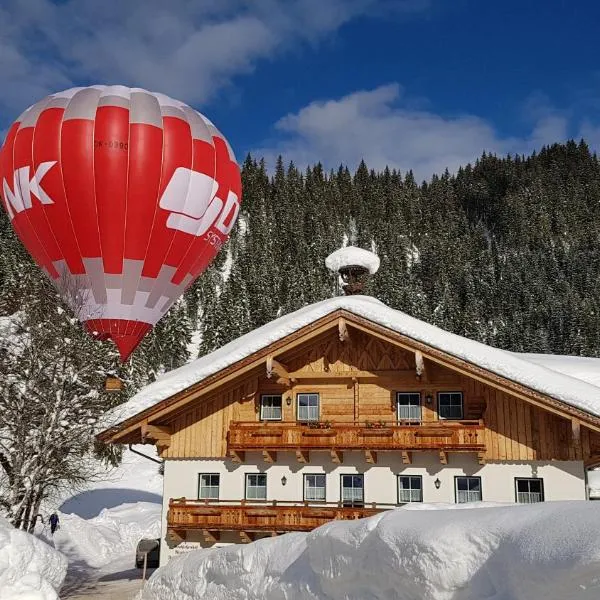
[52,502,161,569]
[325,246,380,274]
[105,295,600,429]
[141,501,600,600]
[0,516,66,600]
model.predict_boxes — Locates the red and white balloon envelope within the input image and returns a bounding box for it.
[0,85,241,360]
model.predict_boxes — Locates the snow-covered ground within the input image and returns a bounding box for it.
[49,446,163,597]
[0,516,67,600]
[0,446,163,599]
[141,501,600,600]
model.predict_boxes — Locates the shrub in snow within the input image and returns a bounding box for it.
[0,516,66,600]
[141,502,600,600]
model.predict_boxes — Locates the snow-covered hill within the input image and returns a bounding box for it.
[141,501,600,600]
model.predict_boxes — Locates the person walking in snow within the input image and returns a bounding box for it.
[49,512,59,534]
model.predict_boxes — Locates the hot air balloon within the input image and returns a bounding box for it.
[0,85,241,360]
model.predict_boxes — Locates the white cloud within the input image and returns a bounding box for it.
[254,83,580,179]
[0,0,428,118]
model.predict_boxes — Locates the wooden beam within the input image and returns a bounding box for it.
[140,423,171,447]
[414,351,428,382]
[166,528,184,544]
[401,451,412,464]
[239,531,254,543]
[262,450,277,463]
[296,450,309,463]
[270,531,278,537]
[439,450,448,465]
[477,452,486,465]
[572,420,583,460]
[229,450,245,463]
[365,450,377,464]
[330,450,343,464]
[202,530,220,543]
[266,355,290,380]
[287,369,414,380]
[338,318,350,342]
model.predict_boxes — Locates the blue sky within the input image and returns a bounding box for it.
[2,0,600,179]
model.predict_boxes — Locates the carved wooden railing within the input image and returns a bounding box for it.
[167,498,392,534]
[227,420,486,454]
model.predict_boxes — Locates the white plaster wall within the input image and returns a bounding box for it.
[159,452,586,565]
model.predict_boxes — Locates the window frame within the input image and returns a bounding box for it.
[197,473,220,500]
[438,391,464,420]
[514,477,545,503]
[396,392,422,422]
[454,476,482,503]
[260,394,283,421]
[303,473,327,503]
[340,473,365,507]
[397,474,423,503]
[244,473,268,501]
[297,393,320,422]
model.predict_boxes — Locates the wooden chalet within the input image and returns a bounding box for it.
[98,296,600,564]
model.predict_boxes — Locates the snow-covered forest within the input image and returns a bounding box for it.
[1,140,600,529]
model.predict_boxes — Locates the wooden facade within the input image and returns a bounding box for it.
[98,309,600,543]
[109,324,600,464]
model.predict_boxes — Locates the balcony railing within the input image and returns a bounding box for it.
[167,498,393,535]
[227,420,485,456]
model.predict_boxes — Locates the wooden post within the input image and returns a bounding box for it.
[572,420,583,460]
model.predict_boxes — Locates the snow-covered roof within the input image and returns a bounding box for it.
[512,353,600,388]
[106,295,600,429]
[325,247,380,274]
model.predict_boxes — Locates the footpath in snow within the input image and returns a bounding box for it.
[141,501,600,600]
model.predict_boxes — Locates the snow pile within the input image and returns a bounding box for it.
[105,295,600,429]
[52,502,161,569]
[0,516,66,600]
[325,246,380,274]
[141,502,600,600]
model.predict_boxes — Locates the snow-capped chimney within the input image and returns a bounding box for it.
[325,247,380,295]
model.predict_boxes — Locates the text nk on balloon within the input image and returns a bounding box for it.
[0,97,241,360]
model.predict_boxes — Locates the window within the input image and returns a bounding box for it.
[397,393,421,422]
[455,476,482,503]
[245,473,267,500]
[341,474,364,506]
[398,475,423,503]
[515,478,544,503]
[297,393,319,422]
[260,395,282,421]
[438,392,463,420]
[198,473,220,499]
[304,474,326,502]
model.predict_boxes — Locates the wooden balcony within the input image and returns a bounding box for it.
[227,420,486,464]
[167,498,390,542]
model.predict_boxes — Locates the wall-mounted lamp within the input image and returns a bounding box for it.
[425,394,433,405]
[286,396,292,406]
[281,475,287,486]
[434,478,441,490]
